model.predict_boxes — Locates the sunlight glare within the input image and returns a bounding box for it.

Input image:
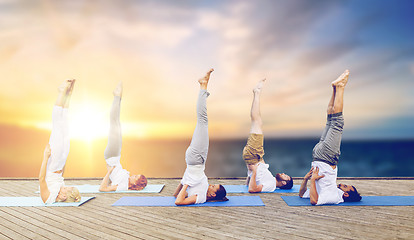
[69,104,108,141]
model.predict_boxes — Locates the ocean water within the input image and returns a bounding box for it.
[2,129,413,177]
[199,138,414,178]
[112,138,414,178]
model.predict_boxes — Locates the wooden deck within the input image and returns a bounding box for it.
[0,178,413,240]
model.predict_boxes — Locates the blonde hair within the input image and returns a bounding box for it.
[64,187,81,202]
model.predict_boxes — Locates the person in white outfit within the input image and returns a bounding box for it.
[99,82,147,192]
[299,70,361,205]
[39,79,81,204]
[173,69,228,205]
[243,78,293,193]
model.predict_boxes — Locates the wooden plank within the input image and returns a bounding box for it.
[58,204,157,240]
[103,206,225,240]
[0,179,413,239]
[20,207,105,240]
[0,208,58,239]
[0,221,28,240]
[81,204,179,240]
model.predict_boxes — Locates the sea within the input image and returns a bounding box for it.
[2,128,413,178]
[121,138,414,178]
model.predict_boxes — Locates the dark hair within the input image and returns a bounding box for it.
[279,176,293,189]
[343,186,362,202]
[211,185,229,201]
[129,175,148,190]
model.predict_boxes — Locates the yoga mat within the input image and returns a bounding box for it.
[281,196,414,206]
[224,184,300,193]
[0,196,95,207]
[112,196,265,207]
[35,184,164,193]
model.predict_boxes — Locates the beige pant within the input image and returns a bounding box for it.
[242,133,264,165]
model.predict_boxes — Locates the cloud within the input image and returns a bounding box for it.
[0,0,413,139]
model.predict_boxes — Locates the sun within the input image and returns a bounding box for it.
[69,103,108,142]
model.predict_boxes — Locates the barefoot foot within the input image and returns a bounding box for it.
[67,79,75,95]
[253,78,266,94]
[113,81,123,98]
[58,79,72,93]
[64,79,75,108]
[56,80,72,107]
[332,70,349,88]
[198,68,214,90]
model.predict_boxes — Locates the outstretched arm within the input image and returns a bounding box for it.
[310,167,324,205]
[248,164,263,193]
[174,184,197,205]
[299,167,313,197]
[39,144,51,203]
[99,166,118,192]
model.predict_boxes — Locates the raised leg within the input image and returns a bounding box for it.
[62,80,74,162]
[104,82,123,160]
[250,79,266,134]
[61,105,70,166]
[333,87,345,114]
[319,86,336,142]
[185,69,213,165]
[331,69,349,114]
[327,85,336,115]
[63,79,75,109]
[318,70,349,142]
[243,79,266,172]
[55,80,71,107]
[198,68,213,90]
[47,80,73,172]
[312,70,349,165]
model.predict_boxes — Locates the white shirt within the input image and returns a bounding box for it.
[302,161,344,205]
[181,164,208,204]
[106,156,130,191]
[248,162,276,192]
[45,172,64,204]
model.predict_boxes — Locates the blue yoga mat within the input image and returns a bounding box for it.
[0,196,95,207]
[281,196,414,206]
[35,184,164,194]
[224,184,300,193]
[112,196,265,207]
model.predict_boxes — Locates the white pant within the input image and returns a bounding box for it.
[47,106,70,173]
[104,96,122,160]
[103,96,128,188]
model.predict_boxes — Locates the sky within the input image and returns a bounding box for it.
[0,0,413,141]
[0,0,413,177]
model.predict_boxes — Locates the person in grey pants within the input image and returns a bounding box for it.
[174,69,228,205]
[299,70,361,205]
[99,82,147,192]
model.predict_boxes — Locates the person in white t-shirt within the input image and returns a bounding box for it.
[243,79,293,193]
[99,82,147,192]
[174,69,228,205]
[299,70,361,205]
[39,79,81,204]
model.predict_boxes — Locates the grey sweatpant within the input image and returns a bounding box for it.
[312,112,344,166]
[104,96,122,160]
[185,90,210,166]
